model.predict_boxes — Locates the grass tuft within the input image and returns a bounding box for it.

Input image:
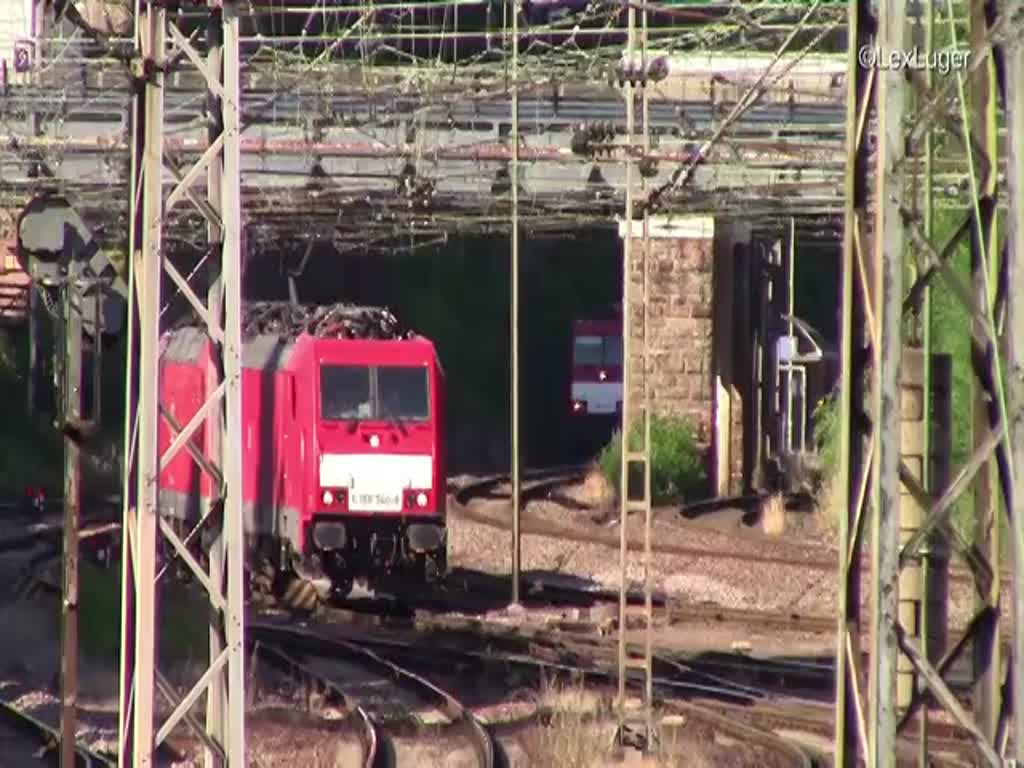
[760,492,786,536]
[521,674,609,768]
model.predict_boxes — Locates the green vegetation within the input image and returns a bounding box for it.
[79,560,209,667]
[339,234,622,467]
[809,205,986,543]
[0,317,127,498]
[598,413,706,504]
[927,210,976,544]
[811,388,840,478]
[0,330,64,495]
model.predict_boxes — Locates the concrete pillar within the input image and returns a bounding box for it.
[712,221,751,496]
[750,237,784,490]
[618,215,715,489]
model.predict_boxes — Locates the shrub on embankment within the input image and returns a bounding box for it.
[598,412,706,505]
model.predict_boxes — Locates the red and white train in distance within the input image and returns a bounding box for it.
[156,304,447,598]
[569,309,623,417]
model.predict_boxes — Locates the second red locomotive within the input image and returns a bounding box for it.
[570,307,623,417]
[157,303,447,599]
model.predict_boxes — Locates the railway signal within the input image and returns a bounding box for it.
[16,194,128,340]
[15,193,127,768]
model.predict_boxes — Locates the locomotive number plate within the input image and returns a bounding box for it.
[351,491,402,511]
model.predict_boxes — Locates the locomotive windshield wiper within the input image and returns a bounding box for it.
[382,414,408,435]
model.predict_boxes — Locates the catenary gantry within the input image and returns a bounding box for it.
[7,0,1024,766]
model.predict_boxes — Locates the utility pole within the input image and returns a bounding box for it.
[59,268,82,768]
[509,0,521,607]
[17,196,117,768]
[967,0,1002,742]
[1003,2,1024,760]
[26,108,42,418]
[56,260,105,768]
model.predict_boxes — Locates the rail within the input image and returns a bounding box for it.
[450,463,591,507]
[450,479,839,571]
[253,641,381,768]
[252,616,827,765]
[248,623,497,768]
[664,700,812,768]
[0,699,114,768]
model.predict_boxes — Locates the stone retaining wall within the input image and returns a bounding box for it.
[619,215,715,446]
[619,215,749,493]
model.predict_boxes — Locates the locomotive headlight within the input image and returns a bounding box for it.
[599,370,607,381]
[369,434,381,448]
[322,490,334,505]
[416,492,428,508]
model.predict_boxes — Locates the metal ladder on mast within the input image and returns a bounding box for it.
[616,1,655,751]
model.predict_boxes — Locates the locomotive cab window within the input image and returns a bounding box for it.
[320,364,430,422]
[604,336,623,366]
[574,335,621,367]
[321,365,372,420]
[378,367,429,421]
[573,336,604,366]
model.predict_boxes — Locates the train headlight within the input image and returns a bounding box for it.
[599,369,607,381]
[322,490,334,505]
[416,492,428,508]
[369,434,381,448]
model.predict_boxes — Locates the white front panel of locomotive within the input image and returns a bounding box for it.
[319,453,433,512]
[571,381,621,414]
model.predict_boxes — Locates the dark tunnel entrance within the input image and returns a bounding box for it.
[244,232,623,474]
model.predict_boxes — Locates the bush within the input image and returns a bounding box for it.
[812,389,840,480]
[598,413,706,504]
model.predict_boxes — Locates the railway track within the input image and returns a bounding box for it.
[249,623,497,768]
[451,469,843,572]
[292,597,837,707]
[296,612,989,766]
[0,698,114,768]
[450,464,593,507]
[452,464,806,520]
[446,567,838,636]
[4,470,1002,588]
[252,642,381,767]
[661,700,812,768]
[0,469,991,765]
[0,513,119,555]
[693,699,978,766]
[320,561,839,666]
[450,467,1012,590]
[249,616,820,767]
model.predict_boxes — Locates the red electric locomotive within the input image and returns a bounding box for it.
[157,303,447,599]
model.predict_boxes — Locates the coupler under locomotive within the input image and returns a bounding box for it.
[290,517,447,600]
